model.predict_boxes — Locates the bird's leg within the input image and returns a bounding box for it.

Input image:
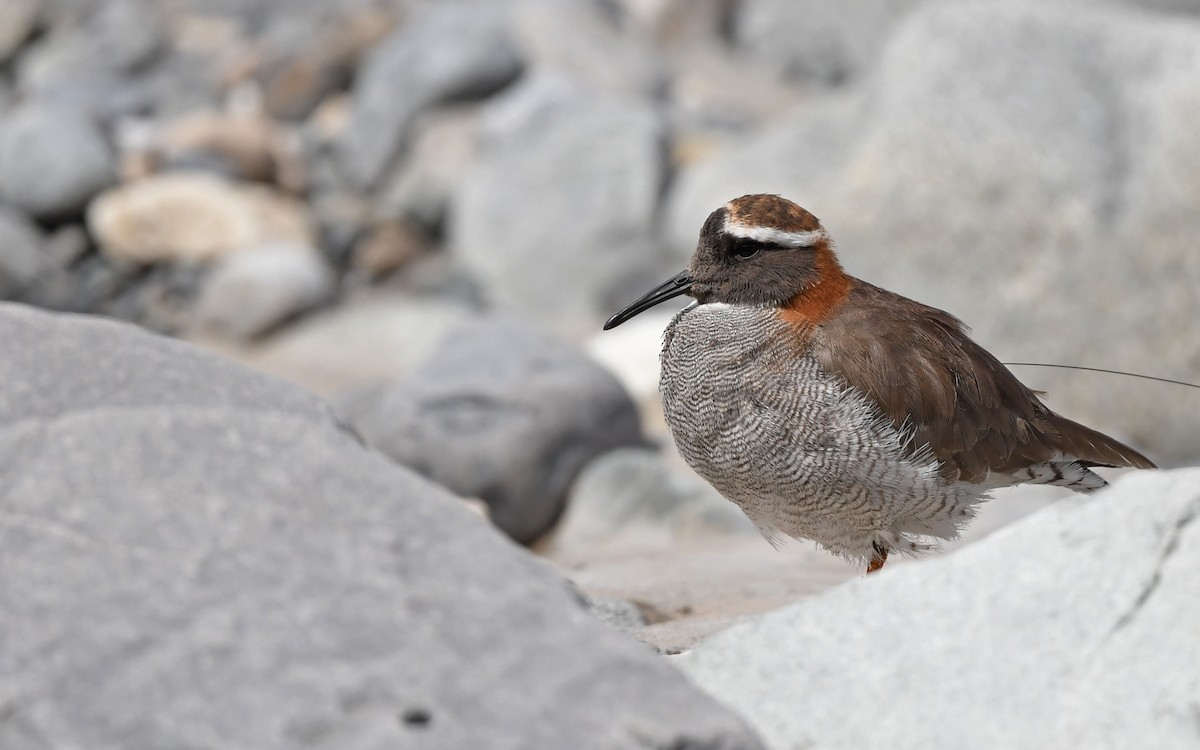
[866,543,888,574]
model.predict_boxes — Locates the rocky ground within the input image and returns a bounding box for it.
[2,0,1200,748]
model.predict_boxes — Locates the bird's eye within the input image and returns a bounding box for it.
[731,240,762,260]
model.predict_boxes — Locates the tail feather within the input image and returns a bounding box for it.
[1048,413,1156,470]
[1005,461,1109,493]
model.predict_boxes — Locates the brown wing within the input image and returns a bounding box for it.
[811,280,1155,482]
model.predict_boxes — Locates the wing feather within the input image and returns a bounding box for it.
[812,280,1154,481]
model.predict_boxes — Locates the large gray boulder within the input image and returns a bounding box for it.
[335,318,645,544]
[0,303,764,750]
[676,468,1200,750]
[0,302,333,422]
[668,2,1200,464]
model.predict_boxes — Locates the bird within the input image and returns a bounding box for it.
[603,193,1155,574]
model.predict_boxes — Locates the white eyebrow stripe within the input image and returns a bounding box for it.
[724,221,827,248]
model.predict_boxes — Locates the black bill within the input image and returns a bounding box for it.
[603,270,693,330]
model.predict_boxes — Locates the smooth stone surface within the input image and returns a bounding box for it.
[0,101,115,219]
[196,292,478,396]
[15,0,166,93]
[734,0,924,85]
[511,0,668,97]
[375,107,479,230]
[452,73,670,332]
[733,0,1200,86]
[337,3,522,189]
[0,303,766,750]
[552,448,756,554]
[0,207,48,300]
[676,468,1200,750]
[13,0,175,119]
[0,302,333,423]
[194,242,334,339]
[88,173,314,263]
[335,318,644,544]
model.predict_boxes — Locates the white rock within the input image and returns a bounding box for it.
[676,468,1200,750]
[88,173,314,264]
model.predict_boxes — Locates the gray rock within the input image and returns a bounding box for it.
[676,468,1200,750]
[0,0,41,65]
[553,448,756,554]
[195,242,334,339]
[0,101,114,219]
[14,0,170,119]
[335,318,644,543]
[0,303,764,750]
[64,253,142,313]
[0,302,333,424]
[0,206,47,299]
[452,73,671,332]
[151,112,307,191]
[615,0,736,47]
[0,210,76,311]
[668,3,1200,465]
[255,7,395,121]
[42,223,91,268]
[731,0,1200,87]
[104,260,208,333]
[732,0,925,85]
[213,292,478,396]
[337,4,523,189]
[585,597,648,635]
[510,0,668,97]
[376,106,479,230]
[16,0,166,89]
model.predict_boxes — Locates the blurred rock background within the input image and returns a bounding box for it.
[3,1,1200,746]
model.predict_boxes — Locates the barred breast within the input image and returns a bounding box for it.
[659,302,985,562]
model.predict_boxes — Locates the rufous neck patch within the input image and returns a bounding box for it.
[779,246,853,328]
